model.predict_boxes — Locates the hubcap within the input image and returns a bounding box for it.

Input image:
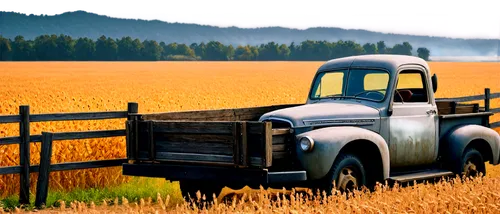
[463,160,478,177]
[337,167,358,192]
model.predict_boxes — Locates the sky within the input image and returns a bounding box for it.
[3,0,500,39]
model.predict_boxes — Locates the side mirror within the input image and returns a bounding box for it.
[431,74,438,93]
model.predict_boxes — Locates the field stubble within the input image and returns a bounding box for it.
[0,61,499,211]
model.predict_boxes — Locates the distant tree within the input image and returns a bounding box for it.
[95,35,118,60]
[225,45,235,60]
[0,36,12,61]
[376,41,387,54]
[56,34,75,60]
[363,43,378,54]
[177,44,195,57]
[192,42,206,59]
[278,44,291,60]
[142,40,163,61]
[204,41,228,60]
[11,35,35,61]
[34,34,58,60]
[234,45,256,60]
[417,47,430,61]
[391,42,412,56]
[74,37,96,60]
[117,37,143,60]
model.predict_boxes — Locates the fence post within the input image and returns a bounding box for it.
[485,88,491,112]
[35,132,54,208]
[19,105,30,205]
[126,102,138,162]
[127,102,138,120]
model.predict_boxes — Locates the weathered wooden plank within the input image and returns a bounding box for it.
[148,121,155,160]
[127,102,139,120]
[272,144,287,152]
[233,122,240,165]
[50,159,127,171]
[19,105,30,204]
[491,121,500,129]
[154,133,234,144]
[272,135,289,145]
[152,121,234,135]
[0,136,21,145]
[485,88,491,112]
[30,111,127,122]
[31,135,42,142]
[52,130,125,141]
[240,122,248,166]
[436,95,486,102]
[0,166,21,175]
[272,128,291,135]
[272,151,289,160]
[491,93,500,99]
[141,104,300,122]
[249,157,262,166]
[491,108,500,113]
[0,115,21,123]
[35,132,54,208]
[156,152,234,163]
[155,141,234,155]
[263,122,273,167]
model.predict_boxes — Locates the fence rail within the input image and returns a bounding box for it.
[0,88,499,208]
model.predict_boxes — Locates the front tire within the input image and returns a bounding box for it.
[317,154,367,196]
[455,148,486,178]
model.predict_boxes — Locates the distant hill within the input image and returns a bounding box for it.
[1,11,499,57]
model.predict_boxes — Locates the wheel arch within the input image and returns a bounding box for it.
[441,124,500,165]
[295,126,390,181]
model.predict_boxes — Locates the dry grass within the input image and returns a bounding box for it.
[8,175,500,213]
[0,61,499,205]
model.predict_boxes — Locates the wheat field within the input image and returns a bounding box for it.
[0,61,499,210]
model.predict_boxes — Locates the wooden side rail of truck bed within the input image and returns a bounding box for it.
[124,104,300,169]
[126,120,294,168]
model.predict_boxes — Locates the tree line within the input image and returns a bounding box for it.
[0,34,431,61]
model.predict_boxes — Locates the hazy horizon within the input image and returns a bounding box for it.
[2,0,500,40]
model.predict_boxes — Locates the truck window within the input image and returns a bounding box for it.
[310,69,389,101]
[394,71,428,103]
[312,72,345,98]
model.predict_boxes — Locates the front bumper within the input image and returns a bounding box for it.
[123,163,307,185]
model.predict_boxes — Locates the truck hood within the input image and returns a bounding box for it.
[259,102,380,127]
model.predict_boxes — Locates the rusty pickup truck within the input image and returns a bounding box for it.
[122,54,500,201]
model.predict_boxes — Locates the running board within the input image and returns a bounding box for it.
[388,169,454,183]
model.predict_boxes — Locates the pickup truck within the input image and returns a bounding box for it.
[122,54,500,201]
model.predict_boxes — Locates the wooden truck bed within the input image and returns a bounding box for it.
[125,104,300,169]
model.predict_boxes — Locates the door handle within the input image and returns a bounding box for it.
[426,109,437,115]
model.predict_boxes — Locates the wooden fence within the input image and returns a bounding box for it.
[0,88,499,208]
[0,102,138,208]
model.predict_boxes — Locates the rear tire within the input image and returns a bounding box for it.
[454,148,486,178]
[316,154,367,196]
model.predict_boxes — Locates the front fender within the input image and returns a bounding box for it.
[442,124,500,165]
[296,126,390,180]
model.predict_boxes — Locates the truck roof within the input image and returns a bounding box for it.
[318,54,430,73]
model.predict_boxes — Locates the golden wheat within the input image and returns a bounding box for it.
[10,175,500,214]
[0,61,499,199]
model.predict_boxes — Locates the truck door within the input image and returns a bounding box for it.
[389,69,438,167]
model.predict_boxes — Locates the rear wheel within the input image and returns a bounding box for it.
[455,148,486,178]
[316,154,367,196]
[179,180,224,204]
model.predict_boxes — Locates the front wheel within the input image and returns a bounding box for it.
[454,148,486,178]
[316,154,367,196]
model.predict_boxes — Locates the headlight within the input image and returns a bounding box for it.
[299,136,314,152]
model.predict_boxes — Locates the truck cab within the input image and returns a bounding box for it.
[259,54,500,193]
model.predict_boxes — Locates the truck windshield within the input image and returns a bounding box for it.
[310,69,390,102]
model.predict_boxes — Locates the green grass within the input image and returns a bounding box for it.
[0,177,183,211]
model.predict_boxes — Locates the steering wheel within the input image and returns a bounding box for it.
[352,90,385,101]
